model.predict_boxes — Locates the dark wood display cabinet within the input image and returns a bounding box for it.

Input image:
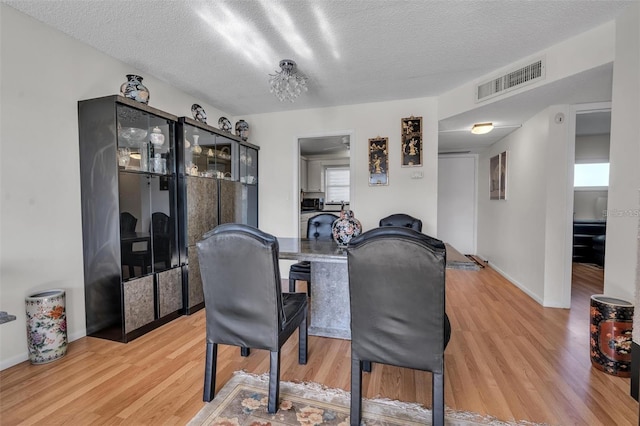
[78,95,183,342]
[176,117,259,314]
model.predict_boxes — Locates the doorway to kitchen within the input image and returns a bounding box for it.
[298,132,352,237]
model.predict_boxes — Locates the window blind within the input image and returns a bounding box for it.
[325,167,350,203]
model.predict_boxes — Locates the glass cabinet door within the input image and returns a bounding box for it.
[240,145,258,185]
[116,104,173,175]
[181,123,238,181]
[215,135,237,181]
[117,103,177,280]
[239,145,258,227]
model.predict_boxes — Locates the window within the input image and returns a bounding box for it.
[574,163,609,188]
[325,167,350,203]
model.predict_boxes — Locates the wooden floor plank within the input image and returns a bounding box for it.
[0,262,637,425]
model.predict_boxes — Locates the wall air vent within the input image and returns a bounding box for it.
[476,58,545,103]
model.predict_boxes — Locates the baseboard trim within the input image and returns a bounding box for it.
[631,342,639,401]
[487,262,546,306]
[1,328,86,371]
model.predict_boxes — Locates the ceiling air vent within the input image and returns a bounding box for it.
[476,58,545,102]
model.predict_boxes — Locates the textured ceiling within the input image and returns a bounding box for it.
[3,0,629,152]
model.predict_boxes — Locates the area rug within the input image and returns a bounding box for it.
[188,371,547,426]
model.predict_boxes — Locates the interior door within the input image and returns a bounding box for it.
[437,155,477,254]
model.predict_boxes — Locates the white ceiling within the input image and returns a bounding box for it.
[3,0,629,152]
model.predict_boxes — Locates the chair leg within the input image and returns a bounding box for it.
[298,310,308,364]
[241,347,250,357]
[362,361,372,372]
[432,371,444,426]
[350,358,362,426]
[289,277,296,292]
[307,278,311,298]
[268,351,281,413]
[203,342,218,402]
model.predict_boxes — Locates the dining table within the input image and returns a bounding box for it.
[278,237,351,339]
[277,237,479,340]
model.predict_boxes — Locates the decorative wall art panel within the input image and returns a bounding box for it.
[490,151,508,200]
[368,136,389,186]
[401,116,422,167]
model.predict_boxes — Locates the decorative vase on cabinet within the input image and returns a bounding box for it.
[331,209,362,247]
[235,119,249,141]
[120,74,150,104]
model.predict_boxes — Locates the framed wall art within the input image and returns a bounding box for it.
[368,136,389,186]
[401,116,422,167]
[490,151,508,200]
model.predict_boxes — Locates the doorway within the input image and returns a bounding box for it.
[437,154,477,254]
[297,133,352,237]
[569,105,611,302]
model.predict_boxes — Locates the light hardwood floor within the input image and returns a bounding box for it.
[1,262,638,425]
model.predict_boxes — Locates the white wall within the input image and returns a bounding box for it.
[0,5,231,369]
[437,155,477,254]
[574,190,608,220]
[477,105,574,307]
[243,98,439,239]
[439,21,616,121]
[607,2,640,307]
[477,109,552,305]
[450,10,638,311]
[575,134,611,162]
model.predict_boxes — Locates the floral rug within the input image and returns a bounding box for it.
[187,371,548,426]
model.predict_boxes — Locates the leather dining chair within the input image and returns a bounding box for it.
[196,223,308,413]
[347,227,451,426]
[289,212,338,296]
[378,213,423,231]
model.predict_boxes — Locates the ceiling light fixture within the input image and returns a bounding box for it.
[471,122,494,135]
[268,59,308,102]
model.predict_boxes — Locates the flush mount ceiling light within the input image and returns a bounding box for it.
[471,122,494,135]
[268,59,308,102]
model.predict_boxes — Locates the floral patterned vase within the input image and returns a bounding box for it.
[25,289,68,364]
[331,209,362,247]
[589,295,634,377]
[120,74,150,104]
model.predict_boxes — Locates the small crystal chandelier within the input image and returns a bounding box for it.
[268,59,308,102]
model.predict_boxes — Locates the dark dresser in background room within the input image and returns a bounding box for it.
[572,219,606,266]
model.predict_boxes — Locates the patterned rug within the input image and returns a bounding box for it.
[188,371,548,426]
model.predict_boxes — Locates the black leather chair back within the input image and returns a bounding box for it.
[152,212,172,268]
[307,213,339,239]
[152,212,170,235]
[378,213,422,232]
[348,226,447,371]
[120,212,137,233]
[197,223,284,351]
